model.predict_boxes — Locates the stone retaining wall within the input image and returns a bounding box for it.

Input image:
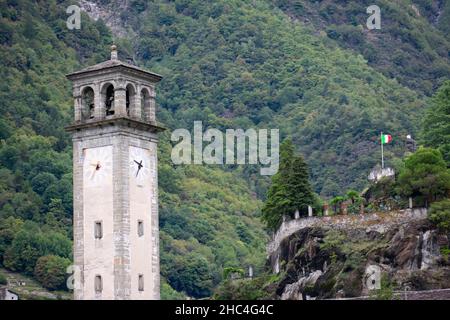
[333,288,450,300]
[267,208,428,256]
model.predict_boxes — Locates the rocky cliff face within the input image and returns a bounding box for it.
[268,210,450,299]
[79,0,131,37]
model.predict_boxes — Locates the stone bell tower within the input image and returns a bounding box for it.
[66,45,164,300]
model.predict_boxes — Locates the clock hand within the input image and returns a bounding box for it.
[90,162,101,170]
[91,167,97,179]
[134,160,143,169]
[136,166,142,177]
[90,162,101,179]
[134,160,143,177]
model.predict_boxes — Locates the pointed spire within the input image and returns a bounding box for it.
[111,44,118,60]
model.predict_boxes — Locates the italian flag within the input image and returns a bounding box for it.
[381,134,392,144]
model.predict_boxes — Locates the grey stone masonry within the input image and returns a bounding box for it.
[66,46,164,300]
[267,208,428,259]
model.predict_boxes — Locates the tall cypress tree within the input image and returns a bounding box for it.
[287,156,315,216]
[262,139,314,230]
[261,139,293,230]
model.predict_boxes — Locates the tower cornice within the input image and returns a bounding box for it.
[65,116,166,134]
[67,64,162,84]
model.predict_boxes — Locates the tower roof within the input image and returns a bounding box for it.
[66,45,162,82]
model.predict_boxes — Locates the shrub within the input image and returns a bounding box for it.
[396,148,450,204]
[370,274,395,300]
[34,255,71,290]
[428,199,450,232]
[3,222,72,275]
[213,274,274,300]
[160,280,185,300]
[223,267,245,280]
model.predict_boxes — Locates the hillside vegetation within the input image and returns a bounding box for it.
[0,0,448,298]
[114,0,425,195]
[0,0,266,299]
[274,0,450,96]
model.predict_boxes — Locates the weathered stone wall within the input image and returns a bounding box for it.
[267,208,428,257]
[334,288,450,300]
[267,208,449,300]
[68,50,162,300]
[71,120,160,300]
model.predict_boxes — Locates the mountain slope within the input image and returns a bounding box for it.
[273,0,450,96]
[0,0,448,299]
[96,0,426,195]
[0,0,266,299]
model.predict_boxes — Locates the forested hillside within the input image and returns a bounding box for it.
[0,0,266,299]
[110,0,425,195]
[274,0,450,96]
[0,0,447,298]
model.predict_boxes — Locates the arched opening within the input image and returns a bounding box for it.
[126,84,136,117]
[81,87,95,120]
[102,83,115,116]
[141,88,151,122]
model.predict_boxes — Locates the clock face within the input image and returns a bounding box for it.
[129,146,151,186]
[83,146,112,186]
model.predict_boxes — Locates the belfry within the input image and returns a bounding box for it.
[66,45,164,300]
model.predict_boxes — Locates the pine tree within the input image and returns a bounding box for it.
[262,139,315,230]
[287,156,315,216]
[261,139,294,230]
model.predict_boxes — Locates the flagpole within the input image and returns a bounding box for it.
[381,132,384,169]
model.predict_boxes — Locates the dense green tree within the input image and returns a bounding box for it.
[422,80,450,165]
[262,139,314,230]
[167,253,214,298]
[261,139,294,230]
[160,279,186,300]
[34,255,71,290]
[330,196,346,214]
[346,190,362,204]
[396,148,450,205]
[43,198,71,236]
[0,217,24,266]
[3,222,71,275]
[31,172,57,196]
[3,223,44,274]
[428,199,450,232]
[287,156,315,215]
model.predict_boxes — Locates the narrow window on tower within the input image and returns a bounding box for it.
[138,274,144,292]
[138,220,144,237]
[95,275,103,294]
[95,221,103,239]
